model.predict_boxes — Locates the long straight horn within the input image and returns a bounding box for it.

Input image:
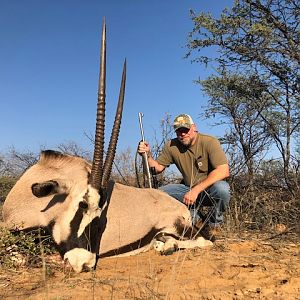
[102,59,126,188]
[90,18,106,190]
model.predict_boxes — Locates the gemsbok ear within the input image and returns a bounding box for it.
[31,180,65,198]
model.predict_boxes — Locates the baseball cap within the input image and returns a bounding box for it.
[173,114,194,131]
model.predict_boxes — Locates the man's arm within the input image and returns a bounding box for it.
[183,164,230,205]
[138,141,166,174]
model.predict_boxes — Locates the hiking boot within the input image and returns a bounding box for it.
[200,225,221,242]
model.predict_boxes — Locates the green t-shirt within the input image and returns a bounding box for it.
[157,133,228,187]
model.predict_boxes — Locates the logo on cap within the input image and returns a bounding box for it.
[173,114,194,131]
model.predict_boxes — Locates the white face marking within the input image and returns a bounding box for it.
[64,248,96,273]
[52,185,103,244]
[77,185,103,237]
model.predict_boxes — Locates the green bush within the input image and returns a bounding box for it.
[0,226,56,269]
[0,176,17,203]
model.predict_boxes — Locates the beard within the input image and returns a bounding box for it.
[178,137,192,147]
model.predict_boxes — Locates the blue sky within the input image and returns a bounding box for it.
[0,0,233,154]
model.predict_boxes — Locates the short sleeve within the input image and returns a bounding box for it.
[208,138,228,167]
[156,141,174,167]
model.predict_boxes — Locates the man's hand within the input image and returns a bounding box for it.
[137,141,166,174]
[183,187,201,205]
[138,141,150,156]
[183,164,230,206]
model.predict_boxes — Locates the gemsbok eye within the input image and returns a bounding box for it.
[79,201,88,209]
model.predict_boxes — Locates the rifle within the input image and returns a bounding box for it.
[138,112,152,188]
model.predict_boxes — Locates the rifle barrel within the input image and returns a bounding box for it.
[138,112,152,188]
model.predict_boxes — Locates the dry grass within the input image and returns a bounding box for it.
[1,180,300,299]
[0,231,299,299]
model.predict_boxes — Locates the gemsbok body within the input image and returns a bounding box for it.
[2,19,212,273]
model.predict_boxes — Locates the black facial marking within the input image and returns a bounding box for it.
[47,181,115,265]
[53,202,103,257]
[58,208,86,254]
[41,194,67,212]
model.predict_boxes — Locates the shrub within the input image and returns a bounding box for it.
[0,176,17,203]
[0,226,56,269]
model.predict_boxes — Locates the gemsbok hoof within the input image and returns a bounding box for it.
[152,237,179,255]
[153,240,165,252]
[161,247,177,256]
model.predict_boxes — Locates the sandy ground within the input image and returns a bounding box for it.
[0,231,299,300]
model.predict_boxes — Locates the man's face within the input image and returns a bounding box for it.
[175,125,197,147]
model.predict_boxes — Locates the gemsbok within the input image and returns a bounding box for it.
[2,19,212,273]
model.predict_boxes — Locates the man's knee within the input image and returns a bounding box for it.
[159,184,188,202]
[159,184,177,194]
[209,181,230,205]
